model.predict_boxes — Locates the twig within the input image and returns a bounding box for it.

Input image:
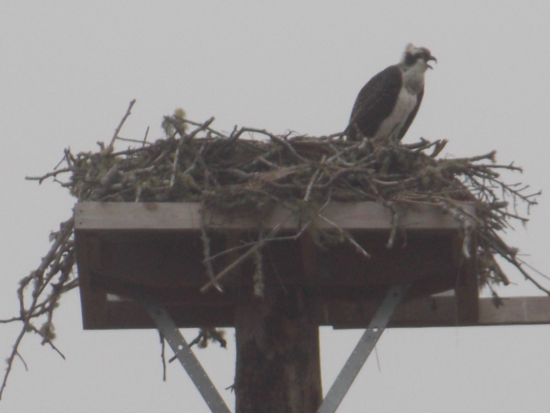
[317,213,371,259]
[159,332,167,381]
[200,212,294,293]
[15,353,28,372]
[115,136,151,145]
[386,203,404,249]
[439,201,477,259]
[179,117,227,138]
[142,126,150,147]
[241,127,309,163]
[0,217,74,399]
[26,168,73,184]
[199,205,224,292]
[304,157,325,202]
[108,99,136,151]
[517,258,550,282]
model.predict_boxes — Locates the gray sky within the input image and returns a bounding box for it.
[2,1,550,412]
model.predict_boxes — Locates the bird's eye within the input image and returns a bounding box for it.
[404,54,417,66]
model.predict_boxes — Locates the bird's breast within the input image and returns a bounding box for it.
[373,87,417,141]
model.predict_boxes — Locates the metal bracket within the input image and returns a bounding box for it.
[317,283,410,413]
[143,301,231,413]
[142,284,407,413]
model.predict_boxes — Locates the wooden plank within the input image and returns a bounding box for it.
[453,233,480,323]
[81,292,550,330]
[478,296,550,325]
[74,202,474,231]
[329,296,550,328]
[75,202,203,230]
[97,302,235,329]
[74,201,483,330]
[75,233,108,329]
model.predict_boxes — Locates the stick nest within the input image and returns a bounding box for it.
[64,114,540,290]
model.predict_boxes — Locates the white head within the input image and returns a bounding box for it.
[400,43,437,72]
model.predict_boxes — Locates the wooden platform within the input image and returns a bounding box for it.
[74,202,550,330]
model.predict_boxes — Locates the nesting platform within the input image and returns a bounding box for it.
[74,202,550,330]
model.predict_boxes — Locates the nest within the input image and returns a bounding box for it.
[22,104,546,301]
[0,102,543,397]
[58,111,538,290]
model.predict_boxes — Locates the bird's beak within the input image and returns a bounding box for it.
[426,55,437,70]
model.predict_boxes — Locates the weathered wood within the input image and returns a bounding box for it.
[328,296,550,328]
[478,296,550,325]
[234,284,322,413]
[74,201,474,231]
[77,292,550,330]
[74,202,550,330]
[74,201,476,330]
[75,201,549,331]
[75,233,108,329]
[453,232,480,324]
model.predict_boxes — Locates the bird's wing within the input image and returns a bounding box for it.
[346,65,403,140]
[396,87,424,141]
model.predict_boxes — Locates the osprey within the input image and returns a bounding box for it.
[346,44,436,143]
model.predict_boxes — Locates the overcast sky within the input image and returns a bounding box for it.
[2,1,550,412]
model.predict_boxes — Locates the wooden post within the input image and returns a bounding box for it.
[452,233,480,324]
[234,283,322,413]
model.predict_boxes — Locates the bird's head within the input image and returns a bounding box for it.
[401,43,437,71]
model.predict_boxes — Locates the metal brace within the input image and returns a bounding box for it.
[143,284,407,413]
[143,301,231,413]
[317,283,410,413]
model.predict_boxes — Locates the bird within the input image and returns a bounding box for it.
[346,44,436,143]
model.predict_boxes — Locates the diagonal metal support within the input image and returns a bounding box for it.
[317,283,410,413]
[143,301,231,413]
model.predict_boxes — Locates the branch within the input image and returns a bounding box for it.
[200,214,293,293]
[0,217,74,400]
[107,99,136,151]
